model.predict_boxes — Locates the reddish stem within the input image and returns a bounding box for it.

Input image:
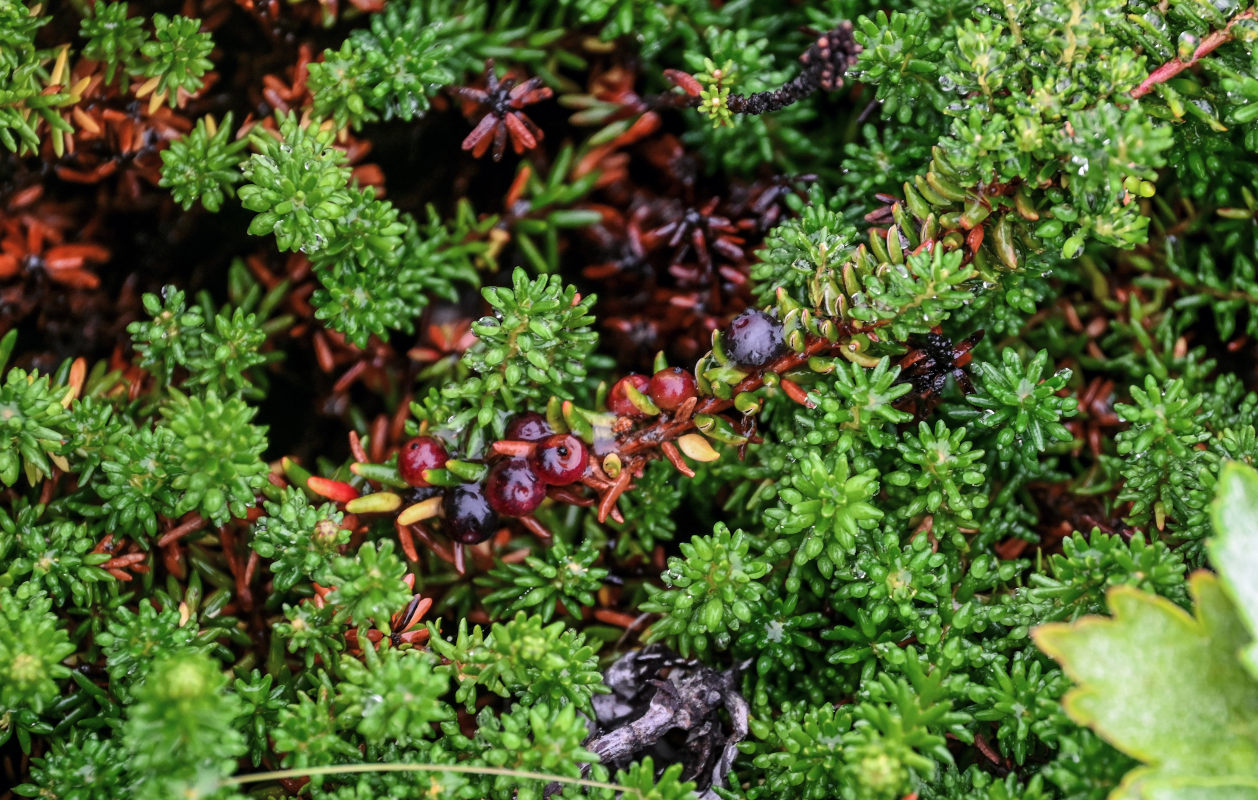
[407,522,456,565]
[593,608,638,628]
[1131,8,1258,98]
[100,552,146,570]
[519,515,553,542]
[581,330,855,521]
[973,731,1007,768]
[370,414,389,463]
[156,513,205,548]
[162,542,186,579]
[659,441,694,477]
[348,429,368,463]
[244,551,260,588]
[396,520,420,562]
[597,469,634,523]
[220,525,253,610]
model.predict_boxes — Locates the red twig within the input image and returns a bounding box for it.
[548,486,594,506]
[597,469,634,523]
[519,515,553,542]
[99,553,146,570]
[156,513,205,547]
[220,525,253,610]
[162,542,186,579]
[396,520,420,562]
[407,522,457,566]
[244,551,260,588]
[333,360,366,394]
[348,429,368,463]
[1131,8,1258,98]
[659,441,694,477]
[39,474,57,505]
[593,608,638,627]
[369,414,389,463]
[973,731,1008,768]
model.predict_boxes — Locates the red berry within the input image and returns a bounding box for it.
[648,367,698,411]
[531,434,588,485]
[443,483,498,544]
[505,411,553,442]
[608,374,651,416]
[398,436,449,487]
[725,309,786,367]
[485,458,546,516]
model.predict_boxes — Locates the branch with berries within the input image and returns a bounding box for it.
[297,182,1029,569]
[286,23,1065,571]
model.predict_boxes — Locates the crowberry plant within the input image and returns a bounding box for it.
[4,0,1258,798]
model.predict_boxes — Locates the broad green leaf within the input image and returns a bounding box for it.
[1210,461,1258,681]
[1034,574,1258,799]
[1132,775,1258,800]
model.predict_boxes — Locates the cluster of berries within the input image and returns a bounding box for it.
[367,309,785,550]
[607,367,697,416]
[395,422,590,545]
[607,308,785,415]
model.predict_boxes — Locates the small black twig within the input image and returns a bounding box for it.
[649,21,862,116]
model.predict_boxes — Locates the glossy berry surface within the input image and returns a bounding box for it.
[532,434,588,485]
[505,411,553,442]
[648,367,698,411]
[607,374,651,416]
[485,458,547,516]
[443,483,499,544]
[403,485,442,505]
[724,309,786,367]
[398,436,449,487]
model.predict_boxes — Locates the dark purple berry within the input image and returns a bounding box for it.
[648,367,698,411]
[531,434,588,485]
[485,458,547,516]
[398,436,449,487]
[608,374,651,417]
[404,485,442,505]
[443,483,498,544]
[505,411,553,442]
[724,309,786,367]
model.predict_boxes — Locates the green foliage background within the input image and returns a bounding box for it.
[2,0,1258,798]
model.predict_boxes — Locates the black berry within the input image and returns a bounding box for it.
[485,458,547,516]
[404,485,442,505]
[648,367,698,411]
[505,411,553,442]
[398,436,449,487]
[608,374,651,416]
[724,309,786,367]
[531,434,588,485]
[443,483,498,544]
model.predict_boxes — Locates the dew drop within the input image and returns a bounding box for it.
[1177,31,1200,60]
[1211,0,1239,17]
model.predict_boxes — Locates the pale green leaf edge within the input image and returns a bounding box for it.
[1033,580,1213,765]
[1210,460,1258,682]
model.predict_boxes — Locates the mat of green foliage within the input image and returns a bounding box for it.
[2,1,1258,799]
